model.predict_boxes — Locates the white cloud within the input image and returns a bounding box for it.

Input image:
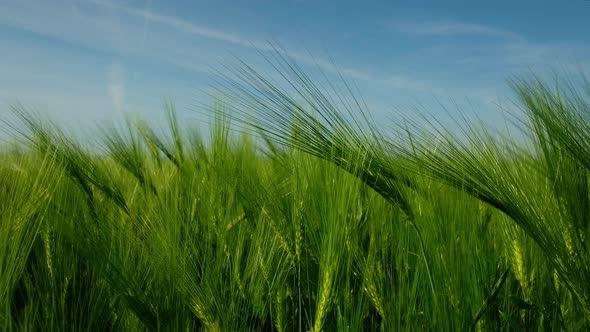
[391,20,524,41]
[87,0,439,93]
[387,18,590,94]
[89,0,266,50]
[107,62,126,114]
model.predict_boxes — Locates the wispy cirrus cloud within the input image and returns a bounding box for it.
[88,0,264,50]
[390,20,524,41]
[107,62,126,114]
[86,0,440,94]
[387,18,590,78]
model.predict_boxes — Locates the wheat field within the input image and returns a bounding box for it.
[1,55,590,331]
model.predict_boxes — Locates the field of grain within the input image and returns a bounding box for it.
[1,58,590,331]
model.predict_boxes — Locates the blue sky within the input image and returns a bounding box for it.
[1,0,589,135]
